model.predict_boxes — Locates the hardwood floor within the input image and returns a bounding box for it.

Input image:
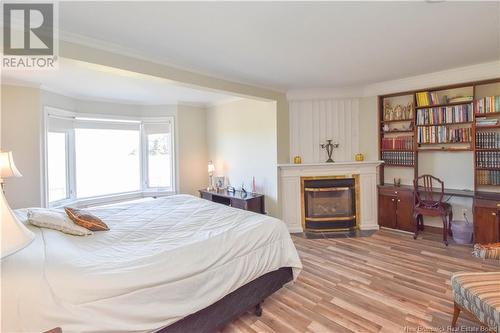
[222,229,500,333]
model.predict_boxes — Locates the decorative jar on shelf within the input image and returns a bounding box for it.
[355,153,365,161]
[293,156,302,164]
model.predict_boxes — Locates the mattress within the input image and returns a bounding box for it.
[2,195,302,333]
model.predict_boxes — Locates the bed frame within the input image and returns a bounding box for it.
[158,267,293,333]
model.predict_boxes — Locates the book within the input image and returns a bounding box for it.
[416,104,472,125]
[475,96,500,114]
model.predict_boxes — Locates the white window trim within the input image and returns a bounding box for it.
[42,107,177,208]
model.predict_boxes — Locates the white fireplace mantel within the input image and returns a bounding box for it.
[278,161,383,233]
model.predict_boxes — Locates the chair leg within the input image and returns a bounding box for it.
[448,211,453,236]
[419,215,424,231]
[442,215,449,246]
[452,302,461,328]
[413,212,420,240]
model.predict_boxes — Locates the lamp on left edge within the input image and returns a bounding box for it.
[0,151,34,258]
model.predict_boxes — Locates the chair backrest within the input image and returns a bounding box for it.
[413,174,444,207]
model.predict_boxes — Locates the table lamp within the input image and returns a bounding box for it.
[0,151,34,258]
[207,160,215,191]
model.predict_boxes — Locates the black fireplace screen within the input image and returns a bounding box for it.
[303,178,356,231]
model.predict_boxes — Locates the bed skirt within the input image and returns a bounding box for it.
[158,267,293,333]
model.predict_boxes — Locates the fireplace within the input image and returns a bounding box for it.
[301,176,359,232]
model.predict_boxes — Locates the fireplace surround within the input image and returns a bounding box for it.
[301,176,359,232]
[278,161,383,233]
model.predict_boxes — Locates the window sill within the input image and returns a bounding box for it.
[49,190,176,208]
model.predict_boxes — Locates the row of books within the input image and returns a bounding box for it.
[476,132,500,149]
[475,96,500,114]
[417,126,472,144]
[382,151,414,166]
[477,170,500,186]
[476,152,500,169]
[416,104,473,125]
[381,136,413,150]
[476,117,499,127]
[416,91,439,107]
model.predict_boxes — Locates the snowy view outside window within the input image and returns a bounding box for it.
[147,133,171,188]
[75,128,140,198]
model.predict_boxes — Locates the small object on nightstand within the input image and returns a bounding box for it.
[227,186,235,193]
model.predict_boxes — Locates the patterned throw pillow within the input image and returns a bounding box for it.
[64,207,109,231]
[28,208,93,236]
[472,243,500,260]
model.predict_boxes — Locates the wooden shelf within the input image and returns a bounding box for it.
[415,101,473,110]
[381,119,414,123]
[418,147,472,152]
[475,148,500,151]
[476,167,500,171]
[381,149,414,152]
[476,125,500,129]
[475,112,500,117]
[383,164,415,168]
[381,130,414,134]
[417,142,471,145]
[416,121,473,127]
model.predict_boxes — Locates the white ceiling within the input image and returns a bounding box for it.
[57,1,500,91]
[1,58,238,105]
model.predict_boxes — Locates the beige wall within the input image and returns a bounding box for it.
[1,85,43,208]
[207,99,278,216]
[358,96,379,162]
[177,104,208,196]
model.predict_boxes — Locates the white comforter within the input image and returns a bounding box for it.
[2,195,302,333]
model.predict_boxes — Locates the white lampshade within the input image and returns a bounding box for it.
[0,151,22,179]
[208,161,215,173]
[0,151,33,258]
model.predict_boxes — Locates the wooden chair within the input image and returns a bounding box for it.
[413,175,453,245]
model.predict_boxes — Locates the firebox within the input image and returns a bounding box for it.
[301,176,359,232]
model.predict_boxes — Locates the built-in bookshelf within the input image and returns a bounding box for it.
[380,94,415,172]
[378,78,500,192]
[474,81,500,189]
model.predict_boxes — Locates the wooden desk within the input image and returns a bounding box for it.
[199,189,265,214]
[378,185,500,244]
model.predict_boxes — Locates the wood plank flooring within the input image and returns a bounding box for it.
[222,230,500,333]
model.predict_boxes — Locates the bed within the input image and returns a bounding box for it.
[1,194,302,333]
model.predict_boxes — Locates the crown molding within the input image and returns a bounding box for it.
[362,60,500,96]
[287,60,500,101]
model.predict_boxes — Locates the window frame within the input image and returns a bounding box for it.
[42,107,176,208]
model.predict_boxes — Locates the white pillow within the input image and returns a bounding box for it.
[28,208,93,236]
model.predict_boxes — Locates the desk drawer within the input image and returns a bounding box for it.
[475,199,500,209]
[379,187,409,197]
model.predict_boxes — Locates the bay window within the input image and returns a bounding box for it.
[44,108,175,206]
